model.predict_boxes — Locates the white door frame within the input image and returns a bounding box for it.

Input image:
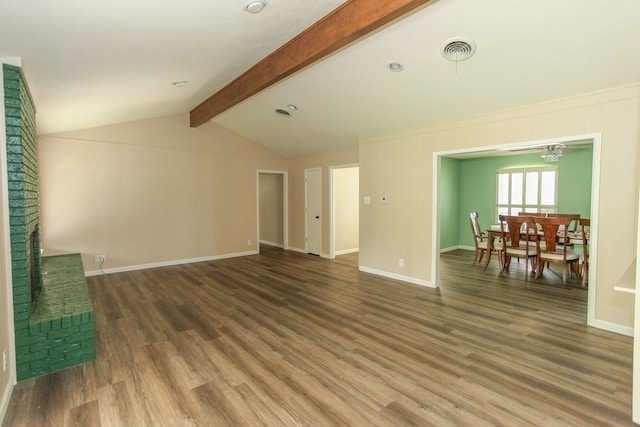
[329,163,359,259]
[256,170,288,251]
[305,167,322,256]
[633,173,640,423]
[432,133,601,328]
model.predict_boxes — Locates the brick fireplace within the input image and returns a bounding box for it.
[3,63,95,380]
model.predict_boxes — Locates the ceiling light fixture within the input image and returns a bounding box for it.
[172,80,187,87]
[540,145,563,162]
[287,104,298,111]
[388,62,404,72]
[244,1,267,13]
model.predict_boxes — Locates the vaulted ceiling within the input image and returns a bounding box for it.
[2,0,640,158]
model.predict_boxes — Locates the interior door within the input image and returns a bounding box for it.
[306,168,322,255]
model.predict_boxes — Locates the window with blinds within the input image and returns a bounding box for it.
[496,166,558,218]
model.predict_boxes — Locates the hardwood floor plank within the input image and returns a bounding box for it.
[230,382,297,426]
[64,399,100,427]
[96,381,140,427]
[379,398,469,427]
[2,247,634,426]
[27,374,65,426]
[178,330,248,389]
[191,381,256,426]
[1,380,34,427]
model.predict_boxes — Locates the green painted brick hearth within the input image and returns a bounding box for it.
[3,63,95,381]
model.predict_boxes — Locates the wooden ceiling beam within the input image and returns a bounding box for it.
[189,0,433,127]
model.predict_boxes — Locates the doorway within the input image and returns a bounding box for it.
[433,133,601,327]
[305,168,322,256]
[330,165,359,259]
[257,170,288,252]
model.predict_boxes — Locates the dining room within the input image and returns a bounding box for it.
[438,139,593,302]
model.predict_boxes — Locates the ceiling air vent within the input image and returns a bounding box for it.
[441,37,477,61]
[275,108,291,117]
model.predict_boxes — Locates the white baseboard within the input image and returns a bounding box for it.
[358,266,435,288]
[440,245,464,253]
[85,250,259,276]
[590,319,633,337]
[287,246,306,254]
[286,246,329,258]
[259,240,284,248]
[0,375,15,425]
[335,248,359,256]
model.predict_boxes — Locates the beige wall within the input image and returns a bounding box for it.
[259,173,284,246]
[334,167,359,253]
[38,114,289,272]
[288,148,359,255]
[360,84,640,331]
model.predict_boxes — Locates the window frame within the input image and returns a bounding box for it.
[496,166,559,219]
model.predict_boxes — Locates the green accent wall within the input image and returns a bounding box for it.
[439,147,593,249]
[439,157,460,249]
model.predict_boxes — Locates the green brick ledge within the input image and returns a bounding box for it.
[15,253,95,380]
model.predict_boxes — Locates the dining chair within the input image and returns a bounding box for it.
[469,212,503,269]
[547,213,581,233]
[580,218,590,287]
[515,212,547,249]
[518,211,547,235]
[498,215,538,277]
[533,216,581,284]
[549,214,581,252]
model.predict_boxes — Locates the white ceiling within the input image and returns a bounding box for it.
[2,0,640,158]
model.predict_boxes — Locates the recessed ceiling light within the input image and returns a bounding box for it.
[172,81,187,87]
[388,62,404,72]
[275,108,291,117]
[244,1,266,13]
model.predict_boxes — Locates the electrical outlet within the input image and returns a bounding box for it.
[247,240,252,246]
[3,349,7,372]
[95,254,106,263]
[399,258,404,267]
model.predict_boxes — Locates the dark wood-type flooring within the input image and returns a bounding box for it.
[2,247,634,426]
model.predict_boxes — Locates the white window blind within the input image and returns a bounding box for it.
[496,166,558,219]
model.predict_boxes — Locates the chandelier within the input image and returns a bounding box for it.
[540,145,563,162]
